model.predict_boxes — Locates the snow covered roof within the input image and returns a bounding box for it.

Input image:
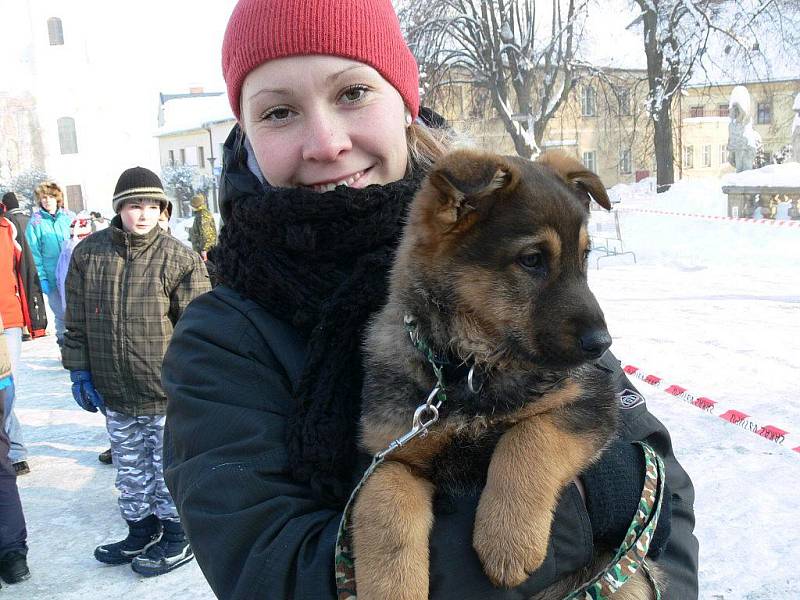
[720,162,800,188]
[156,93,234,137]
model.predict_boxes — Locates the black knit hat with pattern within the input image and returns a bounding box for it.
[112,166,168,213]
[2,192,19,210]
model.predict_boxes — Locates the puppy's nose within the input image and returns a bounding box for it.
[580,330,612,359]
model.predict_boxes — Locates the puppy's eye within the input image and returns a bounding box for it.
[518,252,546,274]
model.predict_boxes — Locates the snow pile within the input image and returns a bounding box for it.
[720,162,800,188]
[608,177,727,216]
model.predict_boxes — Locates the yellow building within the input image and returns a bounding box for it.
[431,71,799,187]
[430,68,655,188]
[677,78,800,179]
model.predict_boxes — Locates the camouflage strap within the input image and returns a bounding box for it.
[563,441,665,600]
[335,454,384,600]
[335,442,664,600]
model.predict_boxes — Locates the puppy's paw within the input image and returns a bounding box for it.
[473,506,550,588]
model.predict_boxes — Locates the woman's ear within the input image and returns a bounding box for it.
[404,109,412,127]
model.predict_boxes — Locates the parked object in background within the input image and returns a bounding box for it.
[589,206,637,268]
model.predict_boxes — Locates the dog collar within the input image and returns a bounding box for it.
[403,314,483,397]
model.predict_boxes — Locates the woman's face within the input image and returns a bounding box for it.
[240,55,409,190]
[40,195,58,214]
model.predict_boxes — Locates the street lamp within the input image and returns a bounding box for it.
[203,125,219,213]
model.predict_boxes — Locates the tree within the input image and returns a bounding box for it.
[161,165,213,218]
[0,168,50,210]
[400,0,590,159]
[629,0,800,192]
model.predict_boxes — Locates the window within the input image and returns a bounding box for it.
[719,145,728,166]
[179,148,186,165]
[703,145,712,168]
[684,146,694,169]
[757,102,772,124]
[718,104,729,118]
[66,185,84,212]
[197,146,205,168]
[689,106,705,118]
[168,150,175,166]
[47,17,64,45]
[582,151,596,173]
[619,149,632,174]
[617,88,631,116]
[581,86,596,117]
[57,117,78,154]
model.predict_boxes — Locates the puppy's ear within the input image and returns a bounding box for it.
[536,151,611,211]
[423,149,519,233]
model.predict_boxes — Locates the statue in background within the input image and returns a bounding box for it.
[727,85,761,172]
[791,92,800,163]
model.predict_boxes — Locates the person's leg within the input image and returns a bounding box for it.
[0,381,29,584]
[3,329,27,465]
[130,414,192,576]
[107,410,151,522]
[45,291,65,345]
[146,415,179,522]
[94,409,161,565]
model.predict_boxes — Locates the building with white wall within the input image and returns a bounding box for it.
[0,0,235,215]
[155,93,235,215]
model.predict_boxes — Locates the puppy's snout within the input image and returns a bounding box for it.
[579,329,612,359]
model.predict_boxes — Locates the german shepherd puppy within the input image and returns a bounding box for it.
[351,149,658,600]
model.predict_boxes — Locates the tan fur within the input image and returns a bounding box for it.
[351,461,435,600]
[580,225,590,256]
[537,151,612,210]
[473,412,601,587]
[354,149,656,599]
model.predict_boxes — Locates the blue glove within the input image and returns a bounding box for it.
[40,279,50,295]
[70,370,105,413]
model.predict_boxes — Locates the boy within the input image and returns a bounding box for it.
[61,167,210,576]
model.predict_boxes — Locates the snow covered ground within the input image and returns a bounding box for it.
[8,175,800,599]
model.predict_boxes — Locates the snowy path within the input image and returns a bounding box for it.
[10,336,215,599]
[7,197,800,599]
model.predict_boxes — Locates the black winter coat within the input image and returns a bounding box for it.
[163,126,698,600]
[4,208,47,335]
[163,286,699,600]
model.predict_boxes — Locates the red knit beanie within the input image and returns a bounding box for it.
[222,0,420,121]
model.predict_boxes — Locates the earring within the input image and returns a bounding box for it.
[405,111,413,126]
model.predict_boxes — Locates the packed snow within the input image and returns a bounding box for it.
[8,173,800,599]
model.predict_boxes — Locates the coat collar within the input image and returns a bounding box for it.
[109,214,161,249]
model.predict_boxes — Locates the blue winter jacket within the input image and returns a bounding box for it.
[25,208,74,290]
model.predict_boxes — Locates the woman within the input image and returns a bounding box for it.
[162,1,699,598]
[25,181,73,345]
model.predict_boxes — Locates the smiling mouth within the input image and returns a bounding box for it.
[305,168,371,193]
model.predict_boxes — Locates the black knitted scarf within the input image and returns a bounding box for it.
[212,176,423,506]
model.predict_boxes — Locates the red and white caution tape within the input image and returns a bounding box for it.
[619,207,800,228]
[623,364,800,454]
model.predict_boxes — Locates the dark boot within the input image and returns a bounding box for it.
[131,519,194,577]
[0,551,30,584]
[94,515,162,565]
[98,448,113,464]
[12,461,30,476]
